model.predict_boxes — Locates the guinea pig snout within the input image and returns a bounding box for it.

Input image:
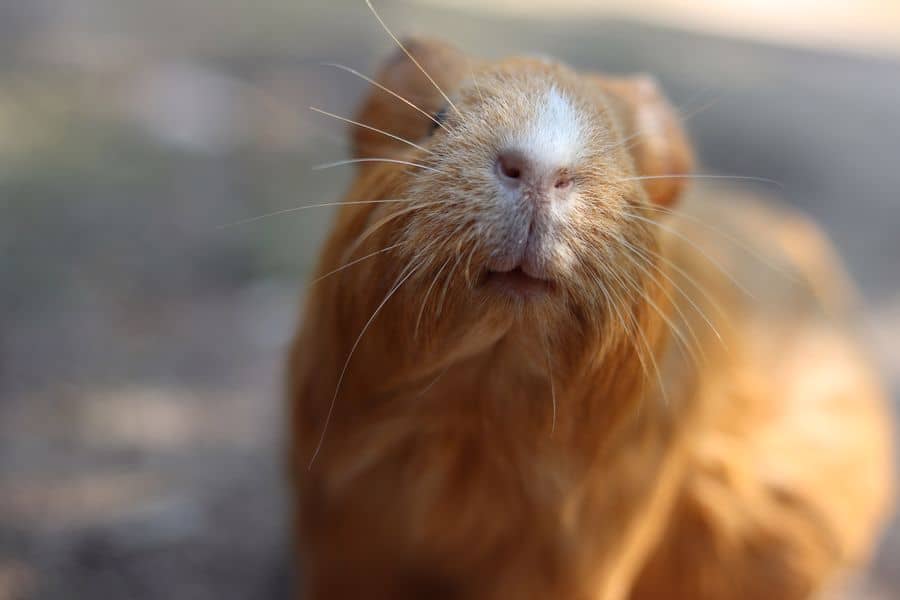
[494,149,574,203]
[483,149,576,280]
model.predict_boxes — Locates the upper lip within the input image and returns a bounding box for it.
[485,215,555,282]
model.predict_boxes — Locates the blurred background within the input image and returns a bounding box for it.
[1,1,898,598]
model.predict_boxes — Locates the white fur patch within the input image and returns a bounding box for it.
[515,86,584,168]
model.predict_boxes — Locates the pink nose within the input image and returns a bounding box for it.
[495,150,573,198]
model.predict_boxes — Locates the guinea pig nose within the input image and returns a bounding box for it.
[495,150,527,183]
[495,150,574,197]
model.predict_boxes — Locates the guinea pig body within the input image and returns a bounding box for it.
[288,39,893,600]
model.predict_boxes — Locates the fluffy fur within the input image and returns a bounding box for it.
[288,39,894,599]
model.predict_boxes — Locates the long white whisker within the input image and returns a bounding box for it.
[618,98,719,156]
[615,251,701,370]
[591,270,649,387]
[619,174,784,189]
[601,269,668,405]
[542,337,557,436]
[217,199,414,229]
[309,106,431,154]
[624,212,756,300]
[320,62,452,133]
[469,60,485,104]
[628,238,730,321]
[343,200,446,262]
[463,243,479,285]
[308,258,424,469]
[675,95,722,126]
[617,232,723,347]
[435,251,463,318]
[604,88,720,156]
[639,203,801,283]
[415,255,451,340]
[310,241,405,286]
[313,158,442,173]
[365,0,463,119]
[414,364,451,399]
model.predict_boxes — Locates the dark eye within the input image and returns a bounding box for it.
[429,107,447,135]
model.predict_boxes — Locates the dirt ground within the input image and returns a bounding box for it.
[1,1,898,598]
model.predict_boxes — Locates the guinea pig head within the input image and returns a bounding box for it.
[343,39,694,366]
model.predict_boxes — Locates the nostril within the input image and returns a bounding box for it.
[495,151,527,183]
[503,164,521,179]
[554,174,573,189]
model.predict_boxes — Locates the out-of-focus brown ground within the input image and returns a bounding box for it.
[0,1,898,598]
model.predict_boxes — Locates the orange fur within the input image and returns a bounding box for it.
[288,39,894,599]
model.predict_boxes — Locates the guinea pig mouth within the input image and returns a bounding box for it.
[481,267,555,299]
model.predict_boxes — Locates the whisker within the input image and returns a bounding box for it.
[310,241,406,286]
[624,212,757,300]
[615,251,702,371]
[365,0,463,119]
[618,97,720,157]
[463,243,479,286]
[313,157,443,173]
[604,87,720,156]
[435,249,464,318]
[343,200,445,262]
[415,255,451,340]
[320,62,452,133]
[414,364,451,399]
[308,257,424,469]
[217,199,415,229]
[469,60,486,104]
[676,94,722,126]
[616,231,724,347]
[601,269,668,405]
[619,174,784,189]
[584,251,656,401]
[627,239,730,322]
[309,106,431,154]
[542,337,557,436]
[638,203,802,283]
[591,273,647,386]
[627,252,707,367]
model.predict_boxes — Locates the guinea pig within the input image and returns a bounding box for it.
[287,34,894,600]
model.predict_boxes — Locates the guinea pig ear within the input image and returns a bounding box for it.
[595,75,694,207]
[353,38,467,159]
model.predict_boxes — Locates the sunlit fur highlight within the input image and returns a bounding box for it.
[288,38,893,600]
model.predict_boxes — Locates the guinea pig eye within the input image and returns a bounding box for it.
[429,107,447,135]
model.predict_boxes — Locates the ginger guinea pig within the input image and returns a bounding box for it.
[288,36,893,600]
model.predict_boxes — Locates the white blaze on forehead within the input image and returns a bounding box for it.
[512,86,584,168]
